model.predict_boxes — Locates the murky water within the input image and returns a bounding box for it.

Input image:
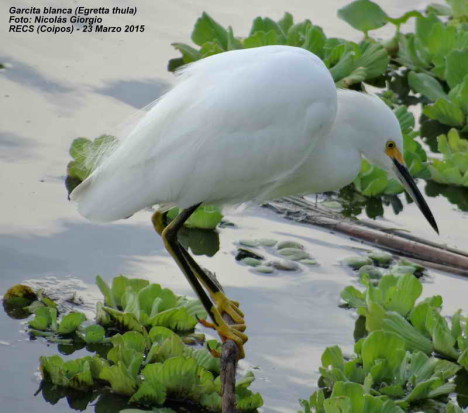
[1,0,467,412]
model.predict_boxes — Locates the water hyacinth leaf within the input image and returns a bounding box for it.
[30,306,57,331]
[382,311,433,354]
[242,257,262,267]
[276,240,304,250]
[321,345,345,370]
[338,0,388,33]
[449,75,468,114]
[342,256,373,270]
[149,307,198,331]
[277,12,294,34]
[445,49,468,89]
[255,265,274,274]
[191,12,228,49]
[341,286,366,308]
[408,71,447,101]
[329,381,366,412]
[249,16,285,40]
[423,98,465,127]
[96,275,116,308]
[277,248,310,261]
[384,274,422,316]
[103,307,146,333]
[147,334,185,363]
[355,42,389,79]
[83,324,106,343]
[99,363,138,395]
[186,347,220,374]
[57,312,86,335]
[367,251,393,267]
[129,366,167,405]
[138,284,177,316]
[361,330,406,378]
[40,355,95,390]
[167,205,223,229]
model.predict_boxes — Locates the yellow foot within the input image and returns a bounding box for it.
[199,316,248,359]
[212,291,245,324]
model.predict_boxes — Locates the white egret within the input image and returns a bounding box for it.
[71,45,438,358]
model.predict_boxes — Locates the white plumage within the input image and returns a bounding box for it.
[71,45,433,228]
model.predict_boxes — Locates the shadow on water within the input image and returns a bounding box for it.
[94,78,170,108]
[0,55,73,94]
[0,218,185,280]
[0,131,39,161]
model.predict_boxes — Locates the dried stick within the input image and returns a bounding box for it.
[221,312,238,413]
[266,197,468,274]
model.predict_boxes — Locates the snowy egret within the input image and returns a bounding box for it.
[71,45,438,358]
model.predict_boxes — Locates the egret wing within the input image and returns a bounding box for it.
[71,46,337,221]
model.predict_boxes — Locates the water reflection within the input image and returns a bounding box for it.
[0,131,38,161]
[425,181,468,212]
[0,55,72,94]
[94,79,170,108]
[178,227,220,257]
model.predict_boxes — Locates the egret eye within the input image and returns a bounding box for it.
[386,141,396,150]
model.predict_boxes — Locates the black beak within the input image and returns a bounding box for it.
[392,159,439,234]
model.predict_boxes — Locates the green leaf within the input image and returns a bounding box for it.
[249,17,285,40]
[83,324,105,343]
[445,49,468,89]
[361,330,406,380]
[277,12,294,34]
[341,286,366,308]
[338,0,388,33]
[167,205,223,229]
[171,43,202,64]
[447,0,468,18]
[99,363,138,395]
[382,311,433,354]
[384,274,422,317]
[423,98,465,127]
[244,30,281,48]
[329,381,366,412]
[408,71,447,101]
[29,307,57,331]
[57,312,86,335]
[322,346,345,370]
[191,12,228,49]
[96,275,116,308]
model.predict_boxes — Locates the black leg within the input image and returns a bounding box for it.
[157,204,248,358]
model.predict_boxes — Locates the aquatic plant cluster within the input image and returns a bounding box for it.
[3,276,263,412]
[298,252,468,413]
[168,0,468,212]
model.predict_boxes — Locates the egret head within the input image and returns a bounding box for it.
[337,90,438,234]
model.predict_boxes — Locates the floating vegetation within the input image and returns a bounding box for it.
[235,239,317,274]
[300,252,468,412]
[430,129,468,187]
[3,275,263,412]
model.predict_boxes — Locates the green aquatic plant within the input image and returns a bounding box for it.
[3,276,262,411]
[40,328,263,411]
[95,275,206,334]
[430,129,468,187]
[166,205,223,230]
[340,271,468,367]
[301,254,467,412]
[346,0,468,130]
[169,12,389,88]
[307,331,459,410]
